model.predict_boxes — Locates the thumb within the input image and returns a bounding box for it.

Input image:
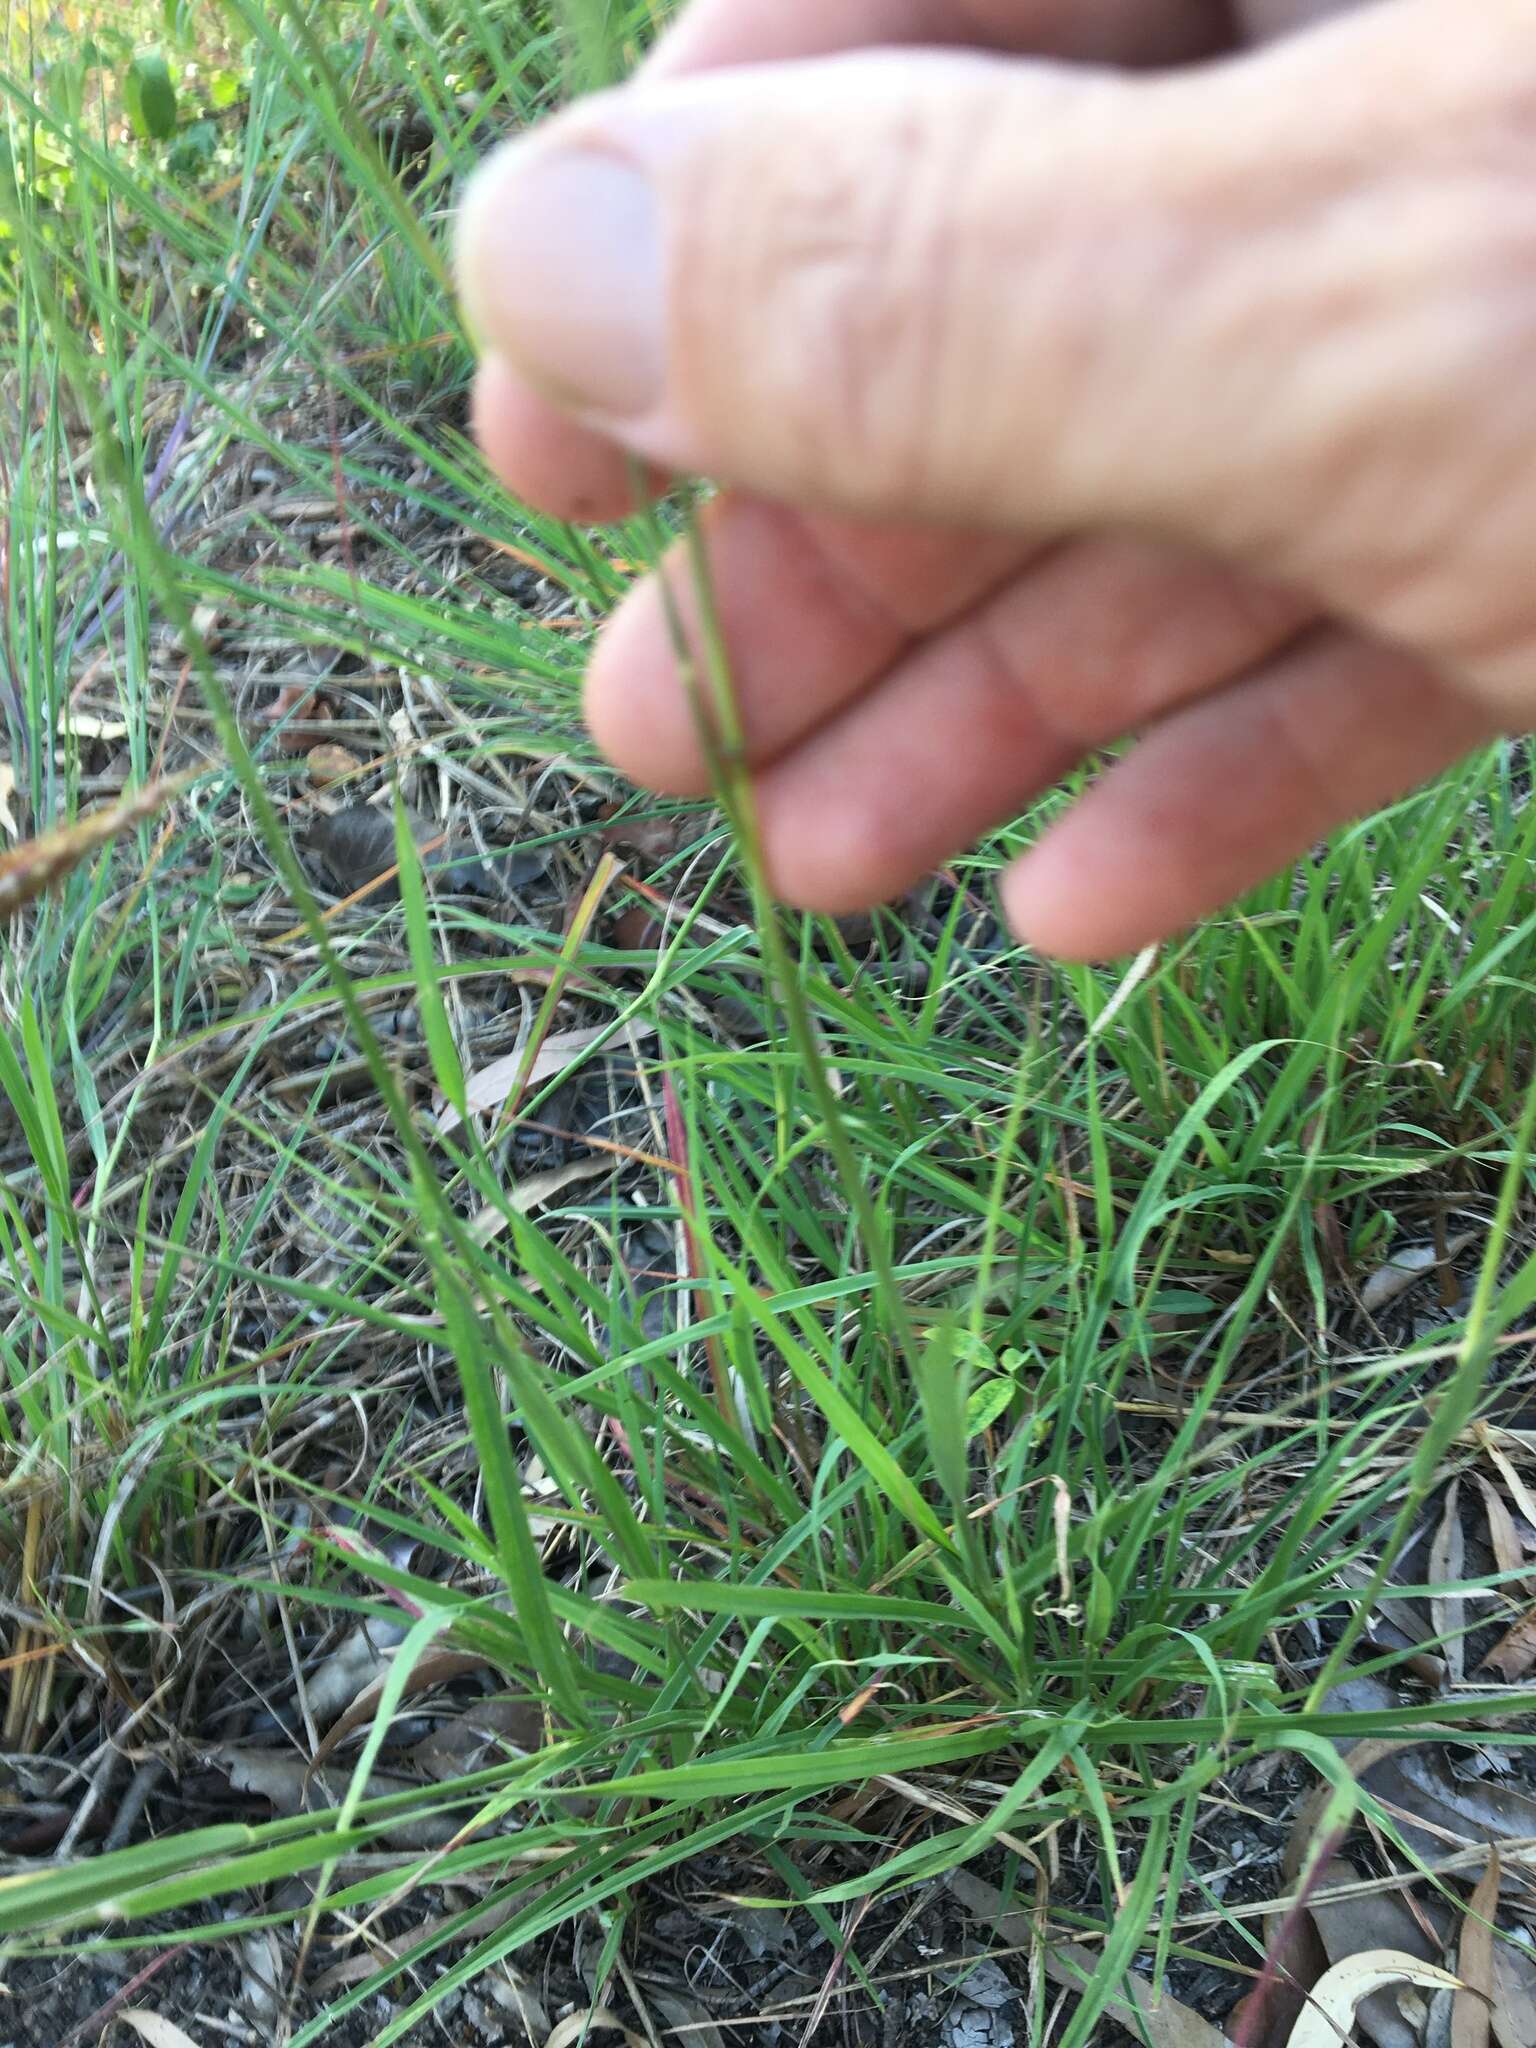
[457,5,1525,589]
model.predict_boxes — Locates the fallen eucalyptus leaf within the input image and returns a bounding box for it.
[649,1991,728,2048]
[1492,1940,1536,2048]
[310,1648,501,1775]
[1362,1236,1474,1313]
[1285,1952,1462,2048]
[1454,1852,1500,2048]
[113,2015,201,2048]
[470,1154,617,1242]
[437,1020,657,1139]
[218,1748,457,1848]
[1479,1602,1536,1681]
[1308,1858,1450,2048]
[544,2009,643,2048]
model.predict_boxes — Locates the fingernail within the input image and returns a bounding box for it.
[457,141,662,421]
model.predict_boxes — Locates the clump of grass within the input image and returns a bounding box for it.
[2,4,1536,2043]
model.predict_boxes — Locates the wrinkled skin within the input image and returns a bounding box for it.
[457,0,1536,960]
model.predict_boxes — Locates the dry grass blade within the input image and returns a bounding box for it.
[0,770,197,919]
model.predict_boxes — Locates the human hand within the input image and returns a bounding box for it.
[456,0,1535,960]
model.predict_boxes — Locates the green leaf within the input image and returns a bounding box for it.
[1146,1289,1216,1315]
[209,68,241,110]
[1083,1564,1115,1651]
[914,1321,969,1517]
[167,120,218,181]
[124,51,178,141]
[964,1375,1017,1438]
[430,1242,591,1730]
[393,793,466,1121]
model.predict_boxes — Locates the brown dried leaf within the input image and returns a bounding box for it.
[306,743,362,788]
[262,680,320,722]
[408,1693,547,1782]
[1431,1477,1467,1682]
[611,902,664,951]
[1454,1851,1501,2048]
[1478,1603,1536,1681]
[309,1648,499,1776]
[263,681,333,752]
[1470,1473,1527,1585]
[0,772,194,920]
[598,804,687,864]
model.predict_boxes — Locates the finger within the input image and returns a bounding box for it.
[467,0,1236,524]
[585,494,1025,793]
[470,354,660,522]
[1001,633,1498,961]
[461,0,1365,526]
[1236,0,1366,36]
[457,4,1512,620]
[750,536,1307,911]
[644,0,1230,76]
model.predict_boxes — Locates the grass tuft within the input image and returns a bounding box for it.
[0,2,1534,2041]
